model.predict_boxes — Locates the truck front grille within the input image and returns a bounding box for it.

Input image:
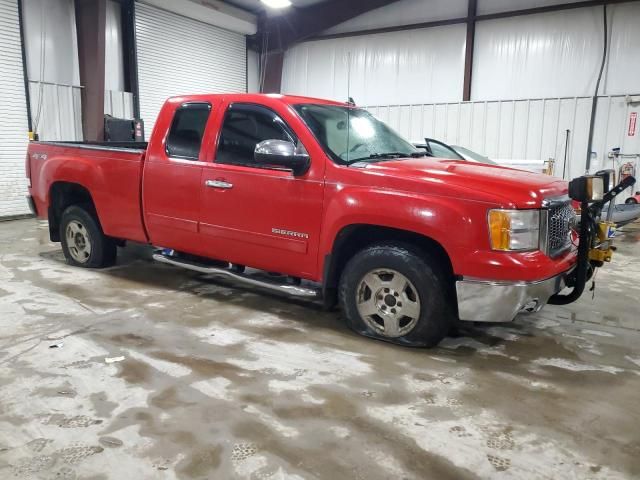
[547,201,575,257]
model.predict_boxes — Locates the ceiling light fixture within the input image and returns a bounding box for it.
[260,0,292,9]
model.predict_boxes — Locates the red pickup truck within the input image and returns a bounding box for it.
[26,93,588,347]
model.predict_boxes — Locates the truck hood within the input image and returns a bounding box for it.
[357,158,568,208]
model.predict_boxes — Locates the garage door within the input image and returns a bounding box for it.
[135,2,247,139]
[0,0,30,218]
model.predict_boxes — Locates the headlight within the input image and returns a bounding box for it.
[595,169,615,192]
[568,175,604,202]
[488,209,540,251]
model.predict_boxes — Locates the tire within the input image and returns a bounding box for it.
[60,205,117,268]
[338,243,453,347]
[625,197,638,205]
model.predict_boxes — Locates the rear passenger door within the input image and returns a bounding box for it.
[142,102,212,253]
[198,103,324,279]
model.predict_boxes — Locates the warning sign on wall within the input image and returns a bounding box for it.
[629,112,637,137]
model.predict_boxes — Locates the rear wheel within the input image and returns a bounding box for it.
[338,243,453,347]
[625,197,638,205]
[60,205,116,268]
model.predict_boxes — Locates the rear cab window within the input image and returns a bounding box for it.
[166,103,211,161]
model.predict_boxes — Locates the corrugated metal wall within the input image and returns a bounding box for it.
[104,90,134,119]
[0,0,30,217]
[135,1,247,138]
[27,82,83,140]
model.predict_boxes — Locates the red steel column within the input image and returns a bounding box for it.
[75,0,107,141]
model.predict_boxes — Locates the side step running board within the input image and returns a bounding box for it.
[152,253,320,298]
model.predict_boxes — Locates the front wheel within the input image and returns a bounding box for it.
[625,197,638,205]
[338,243,453,347]
[60,205,117,268]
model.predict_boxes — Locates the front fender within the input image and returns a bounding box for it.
[319,184,491,274]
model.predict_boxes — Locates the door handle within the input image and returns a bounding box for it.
[205,179,233,189]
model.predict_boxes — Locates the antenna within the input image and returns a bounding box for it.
[346,51,351,162]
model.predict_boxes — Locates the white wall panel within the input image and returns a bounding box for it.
[365,96,640,192]
[136,2,246,138]
[282,24,466,105]
[323,0,467,35]
[0,0,30,217]
[472,8,604,101]
[473,4,640,101]
[104,0,131,120]
[105,0,125,92]
[477,0,586,15]
[298,3,640,107]
[22,0,79,85]
[604,2,640,96]
[22,0,82,140]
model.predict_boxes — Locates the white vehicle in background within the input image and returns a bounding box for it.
[448,144,497,165]
[415,138,545,173]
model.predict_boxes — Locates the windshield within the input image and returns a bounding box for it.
[451,145,497,165]
[294,104,422,164]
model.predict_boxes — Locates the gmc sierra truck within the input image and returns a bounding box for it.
[26,93,633,347]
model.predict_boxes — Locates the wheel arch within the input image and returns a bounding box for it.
[322,224,455,309]
[48,181,97,242]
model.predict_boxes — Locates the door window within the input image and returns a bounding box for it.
[216,104,296,167]
[166,103,211,160]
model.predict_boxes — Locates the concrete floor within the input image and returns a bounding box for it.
[0,218,639,480]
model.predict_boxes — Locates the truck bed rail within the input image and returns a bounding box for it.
[31,141,148,153]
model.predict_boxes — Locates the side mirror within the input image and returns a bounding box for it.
[254,140,310,176]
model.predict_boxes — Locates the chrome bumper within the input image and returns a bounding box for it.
[456,270,571,323]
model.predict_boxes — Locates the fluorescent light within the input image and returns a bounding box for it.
[260,0,292,8]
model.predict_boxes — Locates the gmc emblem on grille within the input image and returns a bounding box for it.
[272,228,309,239]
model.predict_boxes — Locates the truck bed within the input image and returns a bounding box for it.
[28,140,149,244]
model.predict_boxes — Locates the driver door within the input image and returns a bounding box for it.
[198,103,324,279]
[423,138,464,160]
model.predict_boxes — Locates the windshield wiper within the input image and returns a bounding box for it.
[351,151,426,163]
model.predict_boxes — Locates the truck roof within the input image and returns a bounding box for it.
[165,93,348,107]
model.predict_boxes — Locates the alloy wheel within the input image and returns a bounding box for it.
[356,268,421,338]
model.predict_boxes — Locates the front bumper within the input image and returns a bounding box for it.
[456,269,572,323]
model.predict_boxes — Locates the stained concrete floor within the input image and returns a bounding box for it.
[0,218,639,480]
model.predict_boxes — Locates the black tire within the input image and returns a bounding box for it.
[338,243,453,347]
[60,205,117,268]
[625,197,638,205]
